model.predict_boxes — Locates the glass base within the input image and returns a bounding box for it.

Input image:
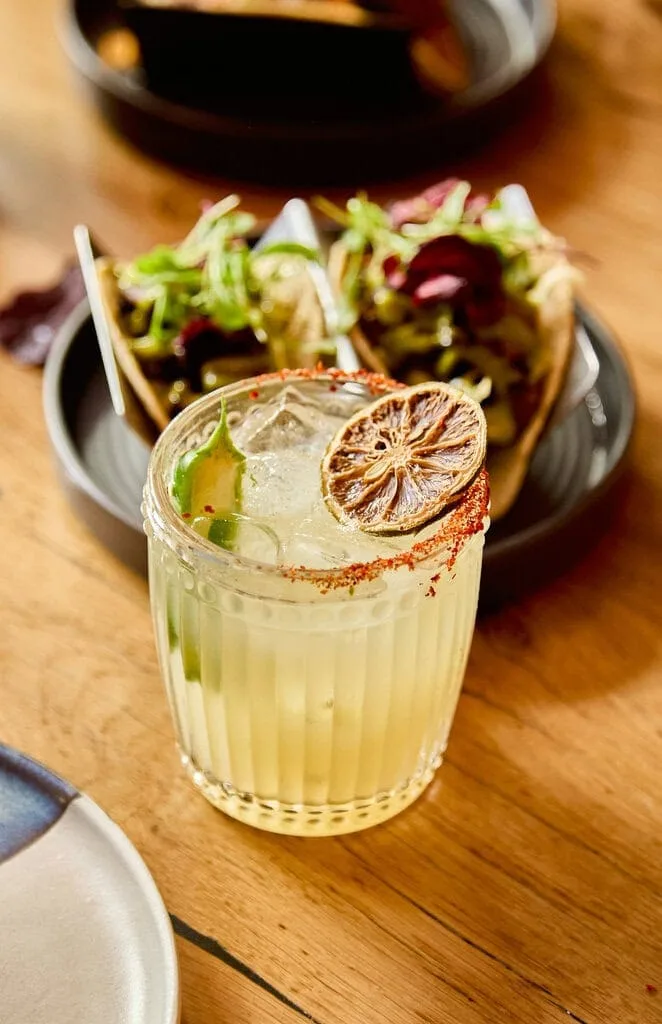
[179,751,441,836]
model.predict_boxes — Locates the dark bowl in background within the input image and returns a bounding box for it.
[119,0,423,121]
[61,0,557,184]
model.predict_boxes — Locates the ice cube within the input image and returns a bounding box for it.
[191,513,282,564]
[234,385,332,453]
[235,519,283,564]
[283,532,356,570]
[279,384,325,409]
[282,526,402,570]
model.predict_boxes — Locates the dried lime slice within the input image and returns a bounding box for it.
[321,382,487,534]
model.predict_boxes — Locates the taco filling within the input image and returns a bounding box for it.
[99,194,327,433]
[319,179,577,517]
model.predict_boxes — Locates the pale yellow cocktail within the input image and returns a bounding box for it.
[143,371,488,835]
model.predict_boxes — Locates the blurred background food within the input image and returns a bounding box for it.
[119,0,471,104]
[64,0,557,183]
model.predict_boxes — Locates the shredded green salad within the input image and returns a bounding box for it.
[112,195,330,416]
[118,195,319,353]
[316,182,576,446]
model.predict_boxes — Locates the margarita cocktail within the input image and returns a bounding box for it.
[143,371,488,836]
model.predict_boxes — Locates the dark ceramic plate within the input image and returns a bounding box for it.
[60,0,556,184]
[42,300,635,608]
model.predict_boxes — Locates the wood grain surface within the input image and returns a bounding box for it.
[1,1,661,1022]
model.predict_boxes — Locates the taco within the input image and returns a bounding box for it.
[320,180,577,520]
[96,195,328,445]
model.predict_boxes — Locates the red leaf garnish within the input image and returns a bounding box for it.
[389,178,492,229]
[0,264,86,366]
[413,273,467,305]
[383,235,505,325]
[384,266,408,291]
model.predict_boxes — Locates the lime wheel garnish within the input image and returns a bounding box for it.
[321,382,487,534]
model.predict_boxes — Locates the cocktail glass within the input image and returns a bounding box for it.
[142,370,489,836]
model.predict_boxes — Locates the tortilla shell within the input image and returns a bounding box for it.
[486,274,574,519]
[327,240,575,521]
[96,258,167,447]
[251,254,327,364]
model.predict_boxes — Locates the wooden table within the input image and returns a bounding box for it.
[2,1,661,1021]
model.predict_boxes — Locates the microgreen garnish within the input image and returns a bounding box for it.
[119,196,320,348]
[316,180,576,446]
